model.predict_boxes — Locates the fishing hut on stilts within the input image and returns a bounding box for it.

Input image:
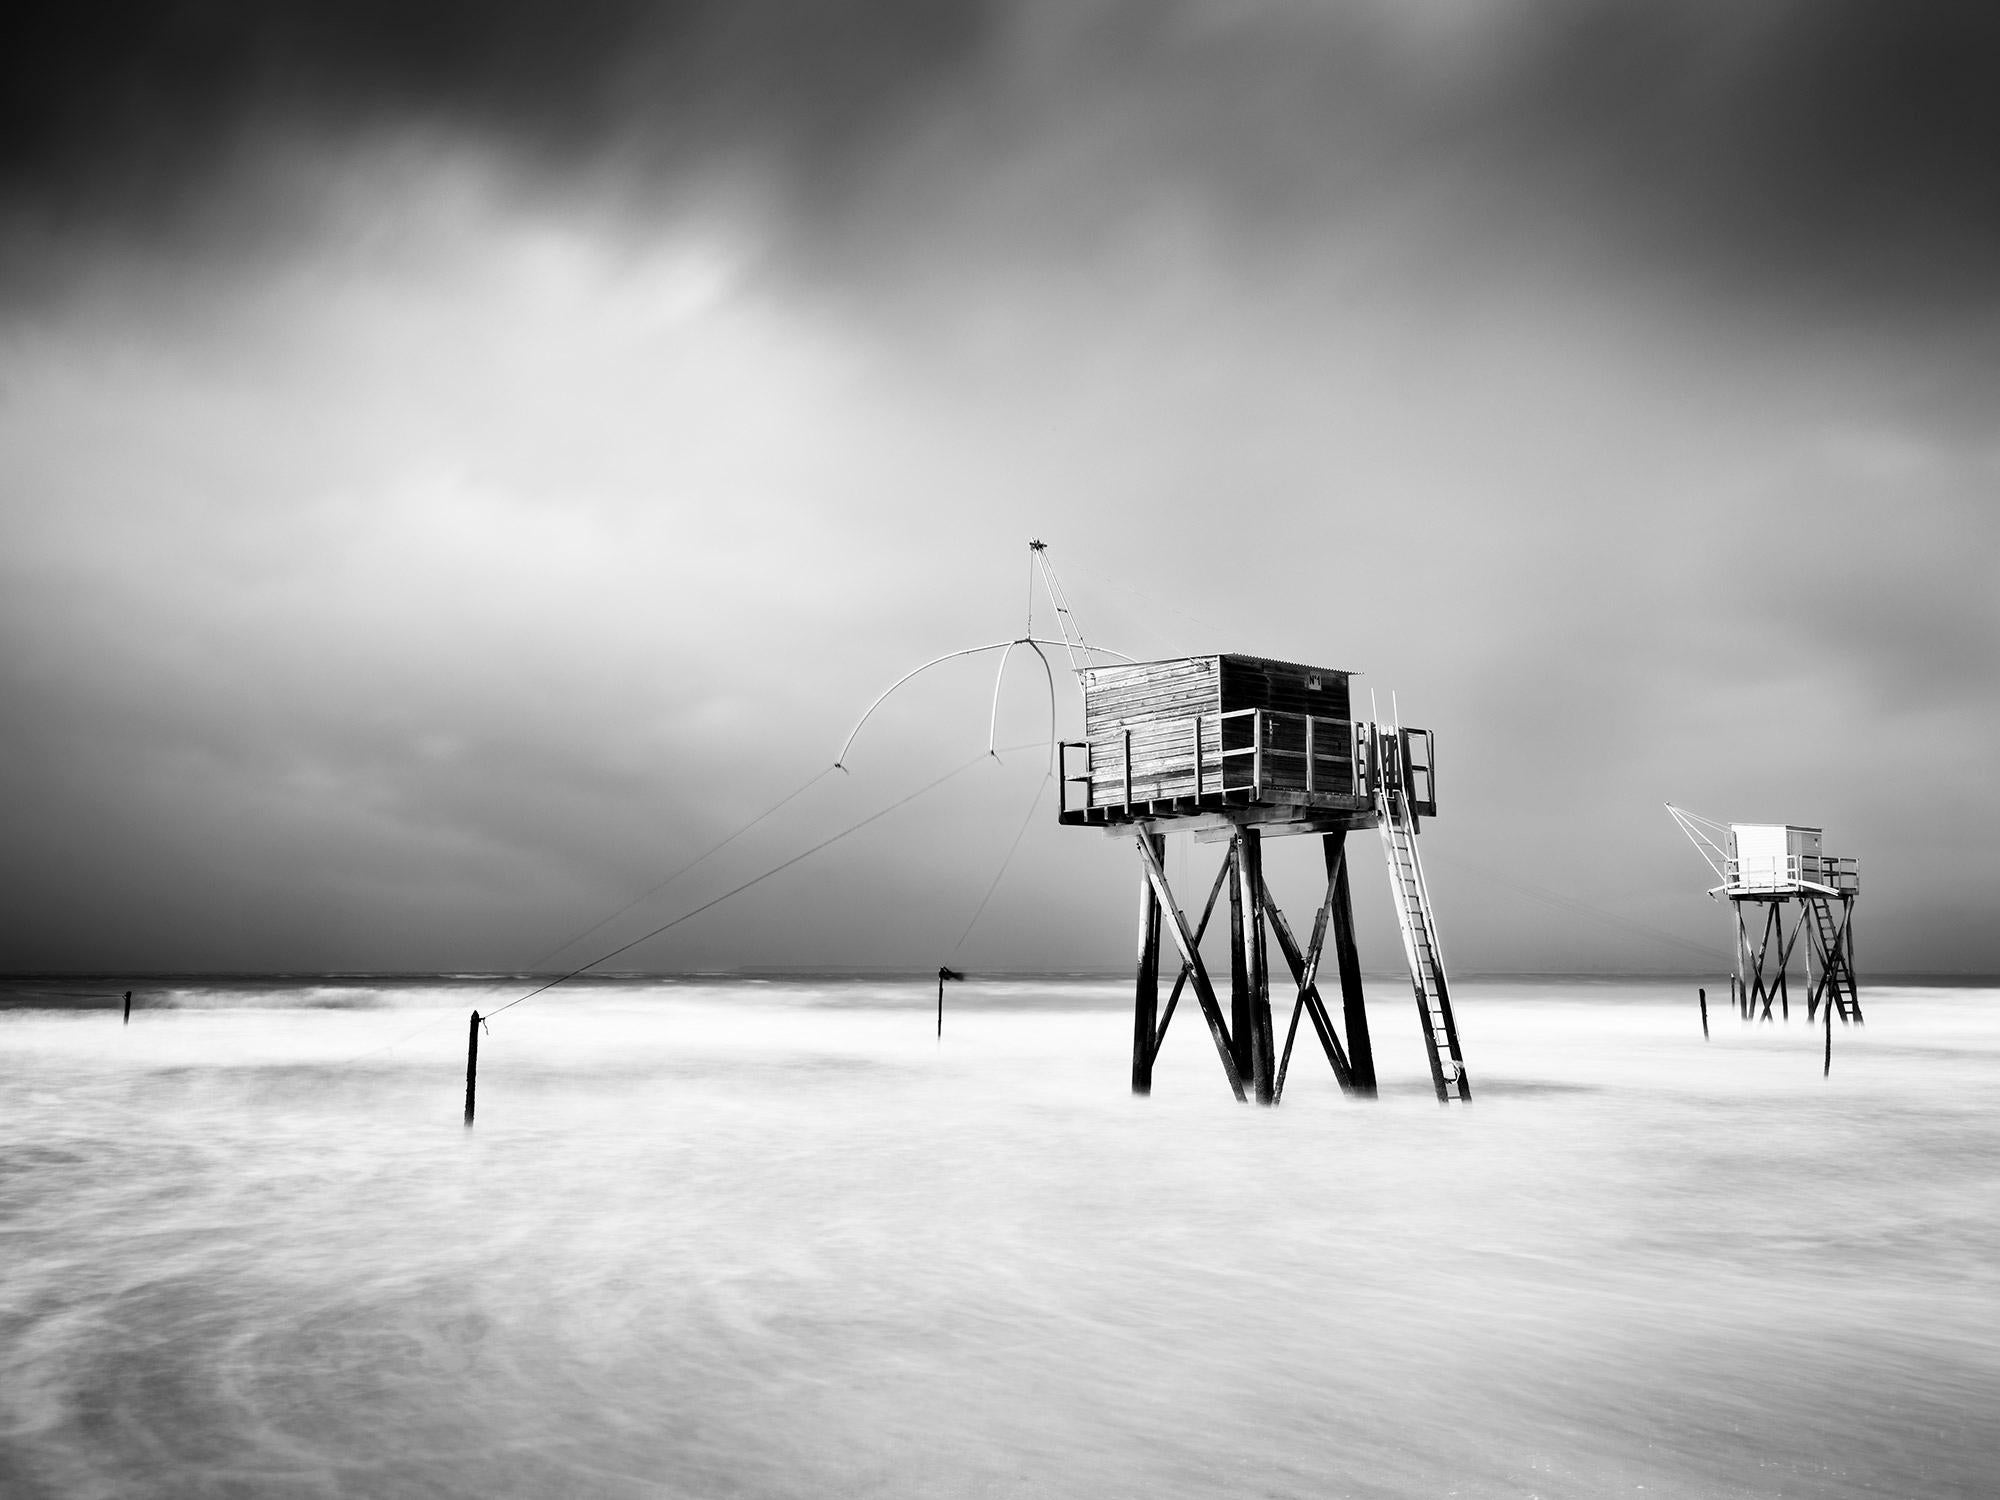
[1667,806,1861,1027]
[1058,657,1469,1105]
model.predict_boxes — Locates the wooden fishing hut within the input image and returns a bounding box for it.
[1667,806,1861,1027]
[1057,653,1469,1106]
[1722,823,1860,1024]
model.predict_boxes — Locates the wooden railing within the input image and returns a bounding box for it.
[1062,708,1361,814]
[1061,712,1436,818]
[1725,854,1860,894]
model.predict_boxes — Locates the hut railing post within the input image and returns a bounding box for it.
[1193,715,1204,798]
[1123,729,1133,813]
[1252,711,1264,796]
[1305,715,1315,794]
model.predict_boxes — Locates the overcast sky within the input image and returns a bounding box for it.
[4,1,1997,977]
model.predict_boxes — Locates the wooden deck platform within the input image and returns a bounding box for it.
[1056,782,1381,838]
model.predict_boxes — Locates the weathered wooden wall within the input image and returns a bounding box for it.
[1079,654,1356,806]
[1082,657,1222,806]
[1083,657,1221,738]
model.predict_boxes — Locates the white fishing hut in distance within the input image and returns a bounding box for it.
[1058,653,1468,1106]
[1668,806,1861,1025]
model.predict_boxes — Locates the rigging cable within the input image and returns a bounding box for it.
[345,762,842,1063]
[953,771,1052,953]
[524,765,839,973]
[481,750,994,1022]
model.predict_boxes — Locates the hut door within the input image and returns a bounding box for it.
[1399,728,1436,818]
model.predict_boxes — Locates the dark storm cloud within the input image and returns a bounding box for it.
[1495,2,2000,292]
[1,0,994,239]
[8,1,2000,297]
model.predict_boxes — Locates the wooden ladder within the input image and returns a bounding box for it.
[1379,788,1470,1102]
[1807,897,1862,1024]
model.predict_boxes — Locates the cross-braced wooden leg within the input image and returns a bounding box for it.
[1153,856,1233,1062]
[1136,833,1246,1102]
[1264,865,1355,1102]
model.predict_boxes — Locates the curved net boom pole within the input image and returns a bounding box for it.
[836,641,1017,769]
[837,637,1134,771]
[1024,639,1058,772]
[986,638,1060,772]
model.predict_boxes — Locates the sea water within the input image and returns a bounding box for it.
[1,977,1996,1499]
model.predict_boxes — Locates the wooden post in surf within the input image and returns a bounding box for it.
[935,967,963,1039]
[123,990,131,1025]
[1699,986,1707,1038]
[464,1010,480,1127]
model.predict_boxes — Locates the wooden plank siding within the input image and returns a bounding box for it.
[1079,654,1356,808]
[1083,657,1220,738]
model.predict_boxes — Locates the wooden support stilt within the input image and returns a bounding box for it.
[1747,906,1766,1020]
[464,1010,481,1127]
[1773,904,1810,1023]
[1240,830,1276,1104]
[1136,834,1246,1102]
[1805,904,1825,1023]
[1777,906,1793,1021]
[1324,832,1376,1095]
[1132,832,1164,1094]
[122,990,131,1025]
[1227,833,1252,1083]
[1699,986,1708,1038]
[1735,907,1751,1018]
[1776,904,1792,1024]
